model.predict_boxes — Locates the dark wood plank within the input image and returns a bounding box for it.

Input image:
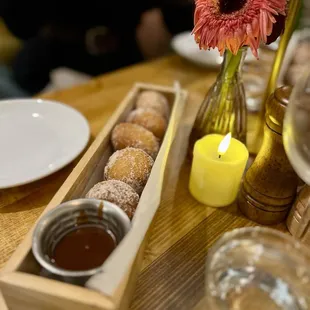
[131,160,287,310]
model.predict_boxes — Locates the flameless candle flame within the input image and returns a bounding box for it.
[218,133,231,158]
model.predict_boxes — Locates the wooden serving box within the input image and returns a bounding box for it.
[0,83,188,310]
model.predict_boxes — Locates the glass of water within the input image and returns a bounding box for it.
[283,68,310,184]
[205,227,310,310]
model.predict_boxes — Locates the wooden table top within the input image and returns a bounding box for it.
[0,54,286,309]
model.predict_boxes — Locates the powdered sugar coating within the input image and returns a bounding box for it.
[86,180,139,219]
[126,108,167,140]
[111,123,159,159]
[104,148,154,194]
[136,91,170,119]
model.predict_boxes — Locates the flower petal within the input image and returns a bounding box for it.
[193,0,287,57]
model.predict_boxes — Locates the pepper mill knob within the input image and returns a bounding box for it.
[238,86,299,225]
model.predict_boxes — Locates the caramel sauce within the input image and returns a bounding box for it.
[52,227,115,271]
[76,210,88,226]
[98,201,104,219]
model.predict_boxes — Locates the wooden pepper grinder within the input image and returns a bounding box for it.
[238,86,299,225]
[287,185,310,244]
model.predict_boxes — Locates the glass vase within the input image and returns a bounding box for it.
[189,48,247,153]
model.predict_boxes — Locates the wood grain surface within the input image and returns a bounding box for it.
[0,54,286,309]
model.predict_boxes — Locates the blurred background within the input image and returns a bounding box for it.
[0,0,194,98]
[0,0,309,99]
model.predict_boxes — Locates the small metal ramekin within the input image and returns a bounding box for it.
[32,199,131,285]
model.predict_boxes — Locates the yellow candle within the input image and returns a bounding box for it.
[189,133,249,207]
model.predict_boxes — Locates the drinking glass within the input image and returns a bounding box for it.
[205,227,310,310]
[283,67,310,184]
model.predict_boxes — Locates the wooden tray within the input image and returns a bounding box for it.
[0,82,188,310]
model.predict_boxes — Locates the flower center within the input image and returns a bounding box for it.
[219,0,247,14]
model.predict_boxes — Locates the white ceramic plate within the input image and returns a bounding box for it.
[0,99,90,189]
[171,31,257,68]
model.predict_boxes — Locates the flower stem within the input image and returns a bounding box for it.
[224,49,243,79]
[214,49,244,132]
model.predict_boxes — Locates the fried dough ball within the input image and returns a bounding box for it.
[126,108,167,140]
[136,90,170,119]
[86,180,139,219]
[111,123,159,159]
[104,148,154,194]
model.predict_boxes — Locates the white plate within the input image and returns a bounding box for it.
[0,99,90,189]
[171,31,257,68]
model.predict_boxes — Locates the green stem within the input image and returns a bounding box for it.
[224,49,243,79]
[214,49,244,133]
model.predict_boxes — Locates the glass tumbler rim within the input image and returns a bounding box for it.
[207,226,310,261]
[206,226,310,279]
[205,227,310,309]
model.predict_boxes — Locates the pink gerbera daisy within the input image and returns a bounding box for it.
[193,0,287,58]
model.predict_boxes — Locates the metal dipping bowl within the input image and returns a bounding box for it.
[32,199,131,285]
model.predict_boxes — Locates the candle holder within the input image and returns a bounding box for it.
[238,86,299,225]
